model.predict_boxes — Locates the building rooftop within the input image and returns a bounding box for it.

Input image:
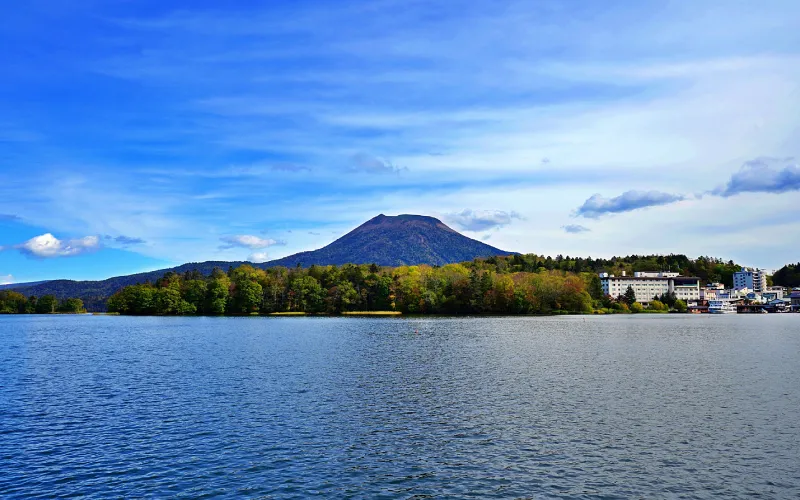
[600,275,700,281]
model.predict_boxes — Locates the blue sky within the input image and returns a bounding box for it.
[1,0,799,283]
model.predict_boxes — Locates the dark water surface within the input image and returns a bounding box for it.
[1,315,799,498]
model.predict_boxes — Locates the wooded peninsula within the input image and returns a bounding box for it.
[97,254,741,316]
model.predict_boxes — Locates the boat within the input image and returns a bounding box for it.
[708,299,736,314]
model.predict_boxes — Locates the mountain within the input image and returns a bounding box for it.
[266,214,513,267]
[7,214,515,310]
[0,281,49,290]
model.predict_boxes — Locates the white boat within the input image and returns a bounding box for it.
[708,299,736,314]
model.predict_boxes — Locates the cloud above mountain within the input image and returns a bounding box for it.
[248,252,270,263]
[219,235,286,250]
[446,209,522,231]
[10,234,100,258]
[575,191,686,218]
[712,157,800,197]
[0,274,12,285]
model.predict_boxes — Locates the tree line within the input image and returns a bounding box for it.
[106,259,607,315]
[502,253,742,286]
[0,291,85,314]
[772,263,800,288]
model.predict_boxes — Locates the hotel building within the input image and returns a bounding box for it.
[599,271,701,305]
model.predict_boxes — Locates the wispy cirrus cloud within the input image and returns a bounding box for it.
[348,153,406,175]
[0,214,21,222]
[562,224,591,234]
[103,235,146,245]
[446,209,522,232]
[712,157,800,197]
[114,235,146,245]
[219,235,286,250]
[270,163,311,173]
[6,234,101,259]
[575,191,686,218]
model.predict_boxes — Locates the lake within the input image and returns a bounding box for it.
[1,315,799,498]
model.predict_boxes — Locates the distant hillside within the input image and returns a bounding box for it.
[7,261,253,312]
[8,214,515,310]
[0,281,48,290]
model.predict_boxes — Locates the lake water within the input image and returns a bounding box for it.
[1,315,799,498]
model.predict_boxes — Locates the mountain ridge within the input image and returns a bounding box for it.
[6,214,516,310]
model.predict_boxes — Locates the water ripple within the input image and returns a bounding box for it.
[1,314,799,498]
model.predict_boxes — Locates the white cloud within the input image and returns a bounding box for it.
[0,274,12,285]
[219,235,286,249]
[14,234,100,259]
[248,252,270,263]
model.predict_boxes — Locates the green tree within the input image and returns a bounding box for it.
[230,277,262,314]
[658,292,677,308]
[36,295,58,314]
[184,279,208,313]
[586,274,605,300]
[25,295,37,314]
[289,275,324,312]
[326,282,359,314]
[155,287,196,315]
[0,291,28,314]
[57,298,85,313]
[205,275,230,315]
[107,284,156,315]
[623,286,637,306]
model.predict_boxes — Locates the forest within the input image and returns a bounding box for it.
[105,253,734,316]
[0,291,85,314]
[772,263,800,288]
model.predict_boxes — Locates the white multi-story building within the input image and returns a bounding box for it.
[733,268,767,293]
[599,271,700,305]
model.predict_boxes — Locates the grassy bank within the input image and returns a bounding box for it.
[341,311,402,316]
